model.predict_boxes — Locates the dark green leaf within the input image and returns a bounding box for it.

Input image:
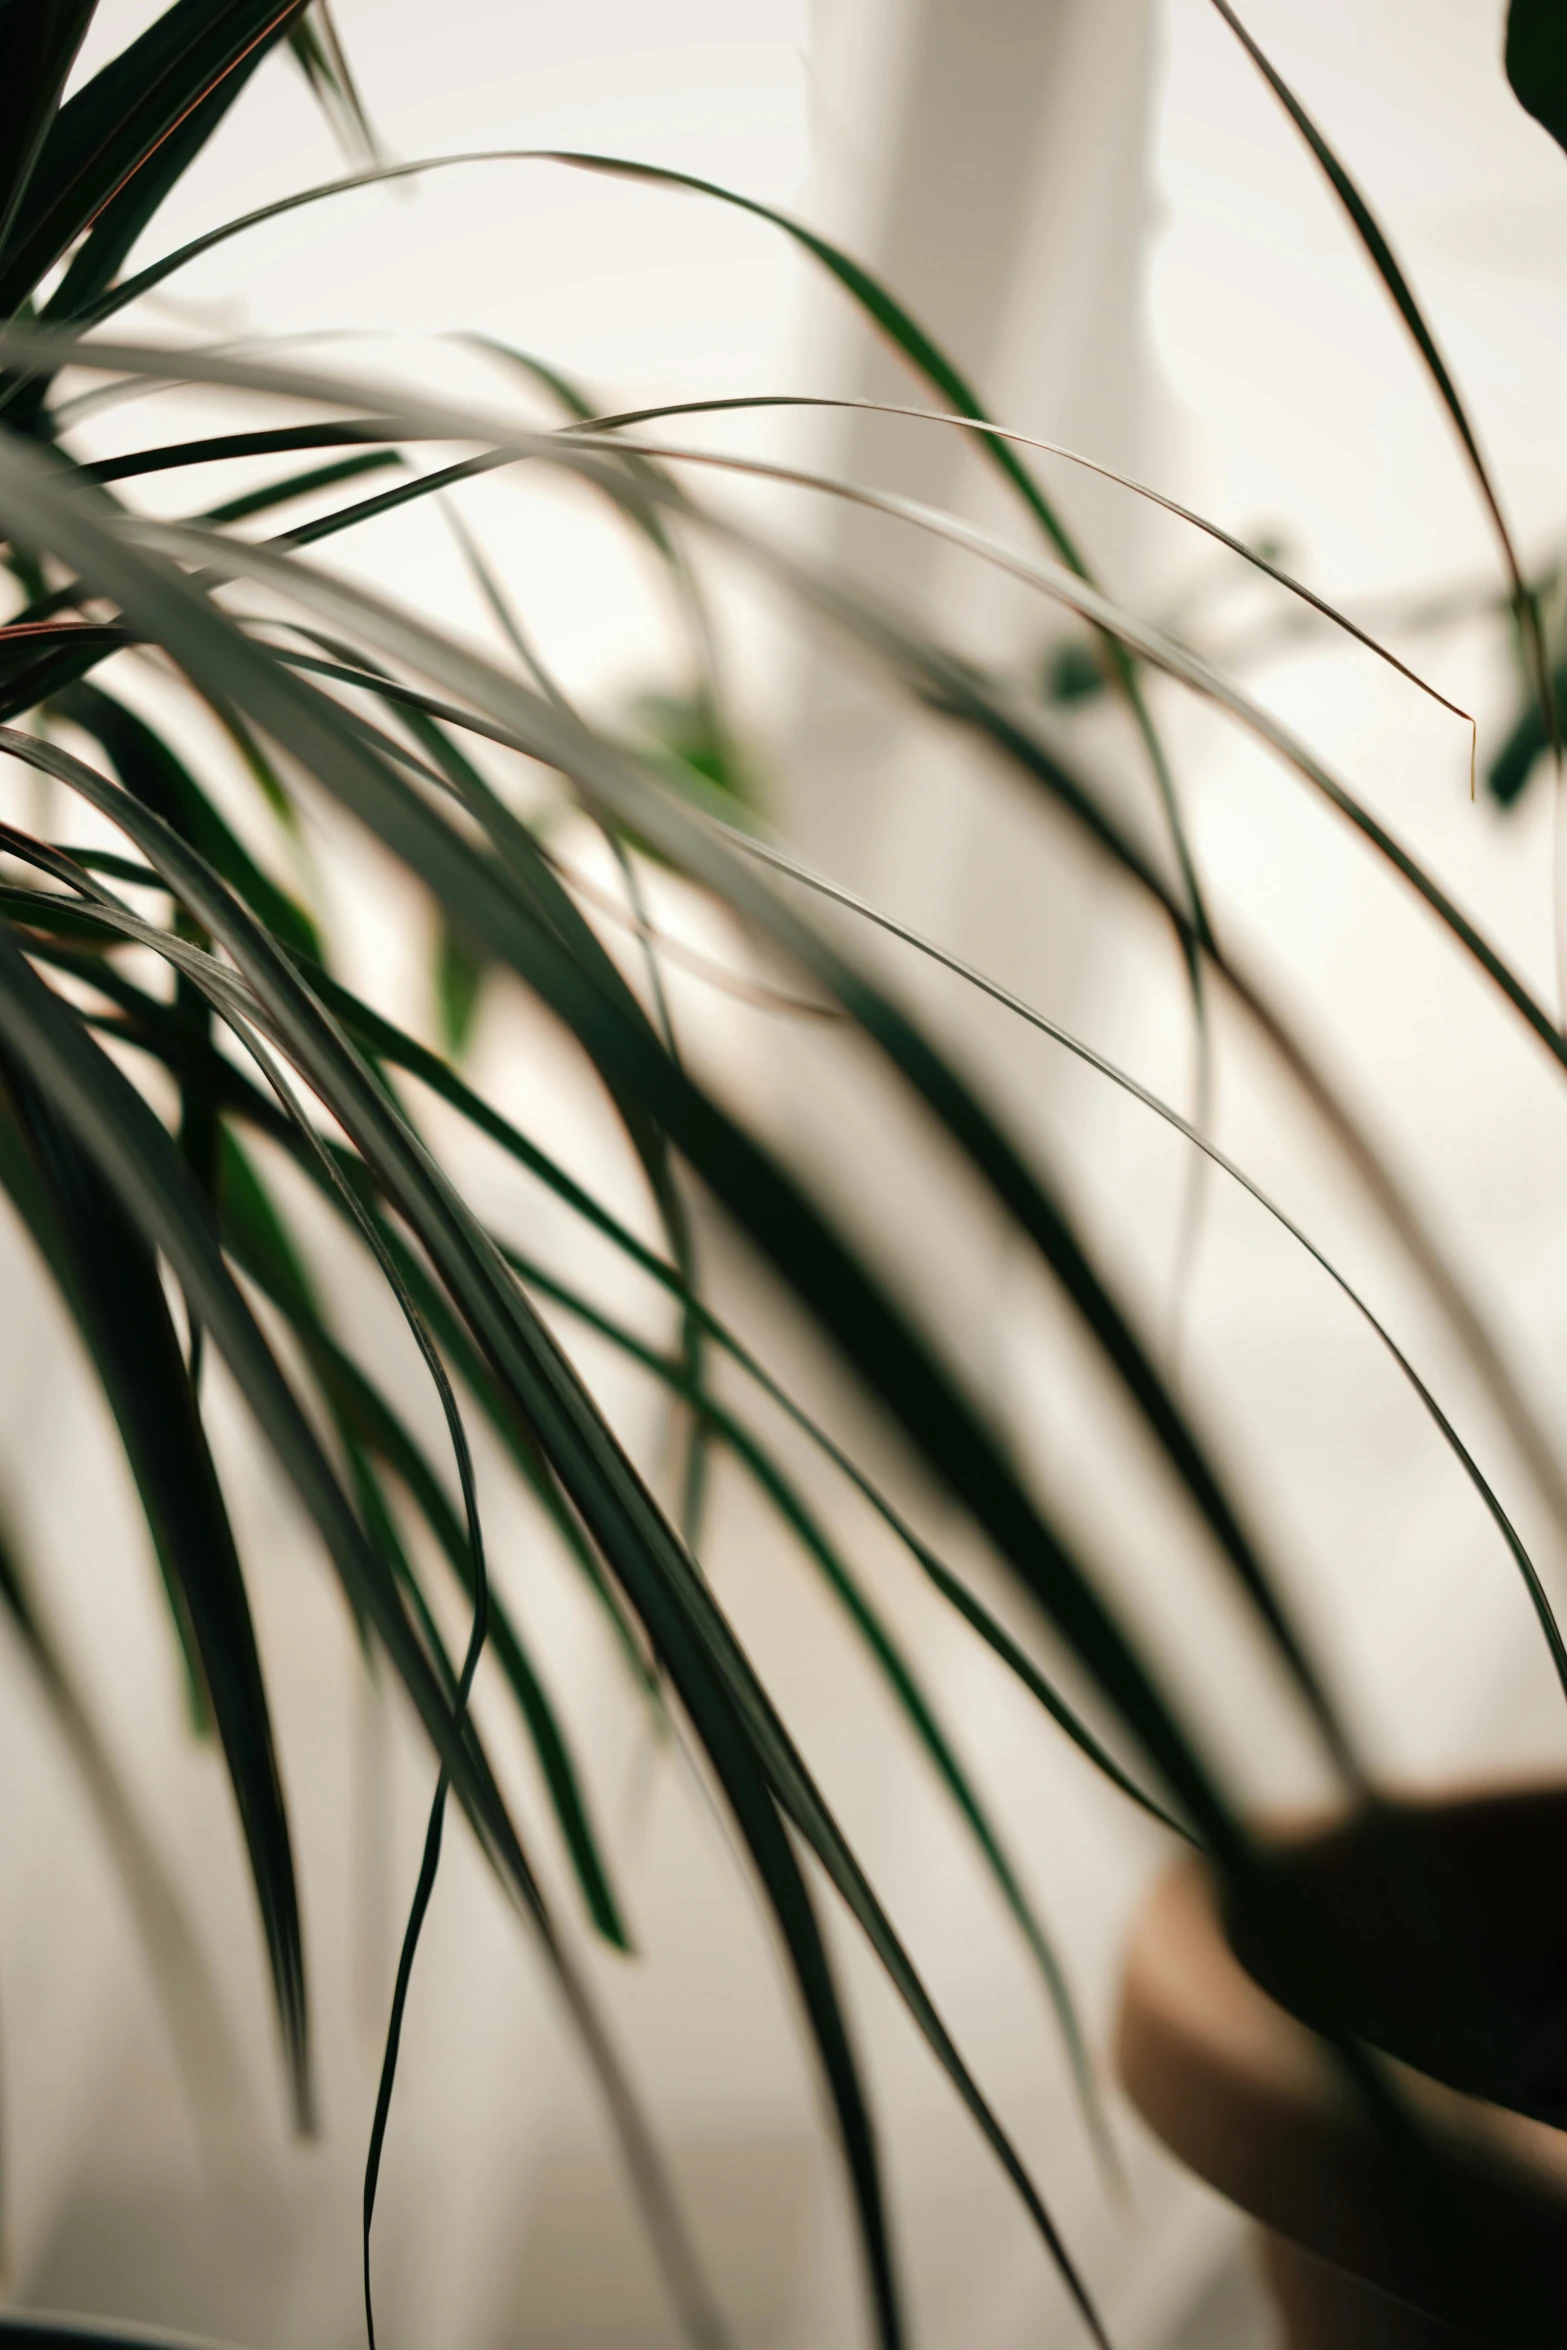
[0,626,133,722]
[0,1049,310,2124]
[0,0,98,257]
[200,448,398,527]
[0,0,306,318]
[53,681,320,958]
[133,414,1564,1721]
[86,420,398,488]
[52,950,663,1702]
[220,1129,633,1950]
[1507,0,1567,157]
[88,956,1160,1894]
[1489,666,1567,807]
[287,2,381,166]
[433,911,485,1058]
[736,825,1567,1712]
[487,1227,1115,2165]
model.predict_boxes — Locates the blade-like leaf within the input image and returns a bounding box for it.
[0,0,99,256]
[219,1129,633,1949]
[0,1052,310,2123]
[200,448,399,528]
[211,1075,1148,2166]
[33,505,1325,1842]
[1508,0,1567,156]
[8,382,1485,2325]
[103,992,1148,1870]
[54,681,319,958]
[583,390,1477,755]
[1207,0,1553,752]
[46,936,663,1704]
[87,420,399,487]
[0,0,306,318]
[718,825,1567,1705]
[285,386,1562,1578]
[288,2,381,167]
[199,1094,660,2329]
[482,1225,1115,2169]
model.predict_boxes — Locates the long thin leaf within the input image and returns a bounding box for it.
[580,390,1477,761]
[54,681,319,957]
[211,1064,1129,2165]
[87,420,400,486]
[201,448,399,527]
[484,1225,1116,2170]
[218,1128,633,1949]
[288,1,381,167]
[7,941,883,2350]
[0,0,98,257]
[0,0,306,318]
[1205,0,1554,758]
[36,926,664,1707]
[0,1049,311,2124]
[37,150,1212,1104]
[75,823,638,2350]
[0,717,905,2346]
[310,395,1567,1566]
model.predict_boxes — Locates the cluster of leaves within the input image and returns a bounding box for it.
[2,5,1567,2349]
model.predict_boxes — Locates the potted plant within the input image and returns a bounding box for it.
[1118,1781,1567,2347]
[3,2,1567,2346]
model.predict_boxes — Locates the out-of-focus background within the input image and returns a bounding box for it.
[4,1,1567,2344]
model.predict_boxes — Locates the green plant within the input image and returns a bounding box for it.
[2,5,1567,2347]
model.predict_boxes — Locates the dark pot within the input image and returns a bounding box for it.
[1116,1784,1567,2346]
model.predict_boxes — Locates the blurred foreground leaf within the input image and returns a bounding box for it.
[1508,0,1567,156]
